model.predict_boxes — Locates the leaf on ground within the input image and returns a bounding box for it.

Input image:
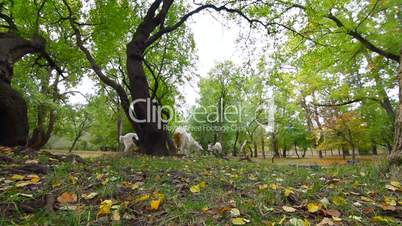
[58,204,79,211]
[97,200,113,217]
[136,194,150,202]
[258,184,268,190]
[360,196,373,203]
[270,183,279,190]
[379,204,396,211]
[230,208,241,217]
[11,174,25,181]
[331,216,342,222]
[231,217,249,225]
[112,210,121,221]
[348,215,362,222]
[289,217,310,226]
[282,206,296,212]
[82,192,98,200]
[25,160,39,164]
[27,174,40,183]
[17,193,33,198]
[150,199,161,210]
[68,174,78,185]
[320,197,330,208]
[190,181,207,193]
[322,209,341,218]
[383,196,396,206]
[199,181,206,189]
[112,210,120,221]
[385,184,397,192]
[15,181,33,187]
[190,184,201,193]
[390,181,400,189]
[331,196,346,206]
[57,192,78,204]
[317,217,334,226]
[372,215,396,224]
[284,187,294,197]
[52,179,62,188]
[307,203,320,213]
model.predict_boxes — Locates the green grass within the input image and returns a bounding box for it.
[0,153,401,225]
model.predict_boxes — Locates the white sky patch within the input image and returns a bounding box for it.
[66,76,97,105]
[178,12,244,113]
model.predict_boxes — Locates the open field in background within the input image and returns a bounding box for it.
[44,149,118,159]
[46,149,387,166]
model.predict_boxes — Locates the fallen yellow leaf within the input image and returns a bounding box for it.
[372,215,396,224]
[15,181,33,187]
[136,194,150,202]
[231,217,249,225]
[190,184,201,193]
[51,180,62,188]
[11,174,25,181]
[27,174,40,183]
[97,200,113,217]
[384,196,396,206]
[390,181,400,189]
[284,188,294,197]
[150,199,161,210]
[270,183,278,190]
[68,175,77,185]
[199,181,206,189]
[332,196,346,206]
[307,203,320,213]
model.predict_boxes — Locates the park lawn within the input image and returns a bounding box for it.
[0,149,401,225]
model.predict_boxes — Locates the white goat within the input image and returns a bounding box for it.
[173,128,203,155]
[208,142,223,156]
[119,132,139,152]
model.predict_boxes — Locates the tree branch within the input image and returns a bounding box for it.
[326,13,399,62]
[314,97,380,107]
[62,0,131,114]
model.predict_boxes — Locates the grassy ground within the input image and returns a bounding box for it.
[47,149,386,166]
[0,149,401,225]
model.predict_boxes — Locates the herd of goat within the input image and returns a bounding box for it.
[118,127,222,156]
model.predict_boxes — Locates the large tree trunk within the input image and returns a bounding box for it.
[125,1,174,155]
[0,33,45,147]
[390,47,402,165]
[0,81,28,146]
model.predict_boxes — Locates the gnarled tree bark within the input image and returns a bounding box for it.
[0,32,46,146]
